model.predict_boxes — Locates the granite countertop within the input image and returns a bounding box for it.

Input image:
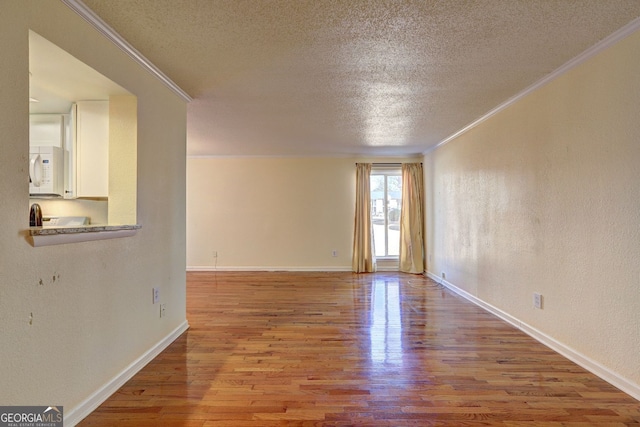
[29,224,141,236]
[28,224,141,246]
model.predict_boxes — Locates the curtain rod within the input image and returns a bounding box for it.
[354,162,422,166]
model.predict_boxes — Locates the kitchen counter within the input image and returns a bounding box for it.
[28,224,141,246]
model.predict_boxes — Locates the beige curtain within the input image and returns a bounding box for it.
[399,163,425,274]
[352,163,376,273]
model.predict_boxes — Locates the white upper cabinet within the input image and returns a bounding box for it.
[29,114,64,147]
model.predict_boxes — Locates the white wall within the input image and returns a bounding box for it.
[0,1,187,422]
[187,156,419,270]
[425,28,640,397]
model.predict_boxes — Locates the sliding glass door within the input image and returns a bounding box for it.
[370,168,402,258]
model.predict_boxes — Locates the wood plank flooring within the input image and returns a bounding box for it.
[79,272,640,426]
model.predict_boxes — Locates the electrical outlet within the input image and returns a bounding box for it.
[153,287,160,304]
[213,251,218,258]
[533,293,543,309]
[332,250,338,257]
[160,303,166,318]
[441,272,446,280]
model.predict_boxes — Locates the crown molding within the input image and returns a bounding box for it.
[425,16,640,155]
[61,0,192,103]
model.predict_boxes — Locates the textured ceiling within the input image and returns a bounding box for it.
[81,0,640,157]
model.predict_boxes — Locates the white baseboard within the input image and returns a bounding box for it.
[64,320,190,426]
[186,264,400,273]
[424,271,640,401]
[375,265,399,272]
[187,266,352,272]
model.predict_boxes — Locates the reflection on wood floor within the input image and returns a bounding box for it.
[79,272,640,426]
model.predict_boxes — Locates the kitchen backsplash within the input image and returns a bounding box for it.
[29,198,108,225]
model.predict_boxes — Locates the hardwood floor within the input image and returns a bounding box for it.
[79,272,640,426]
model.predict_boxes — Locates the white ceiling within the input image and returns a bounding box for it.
[80,0,640,157]
[29,31,130,114]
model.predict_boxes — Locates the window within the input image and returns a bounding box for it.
[370,167,402,258]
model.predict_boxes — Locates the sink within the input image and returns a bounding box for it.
[43,216,90,227]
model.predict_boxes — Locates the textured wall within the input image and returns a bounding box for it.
[425,29,640,391]
[187,156,419,270]
[0,0,187,416]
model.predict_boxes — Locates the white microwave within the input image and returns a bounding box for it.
[29,146,64,197]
